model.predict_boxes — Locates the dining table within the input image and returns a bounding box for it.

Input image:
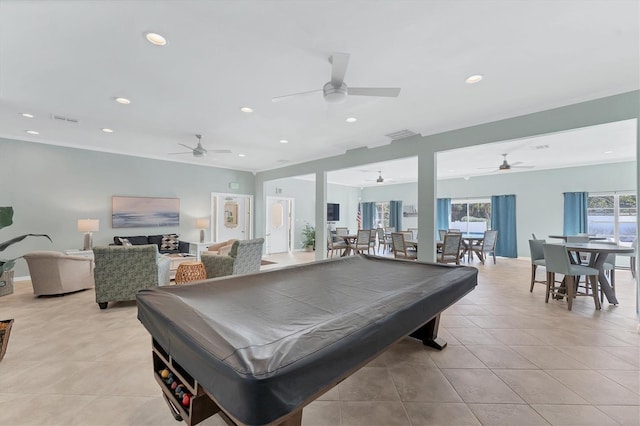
[437,234,484,261]
[563,242,634,305]
[548,235,607,241]
[336,234,358,256]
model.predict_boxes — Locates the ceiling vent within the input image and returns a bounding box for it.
[533,144,549,150]
[277,159,290,164]
[50,114,79,123]
[385,129,419,140]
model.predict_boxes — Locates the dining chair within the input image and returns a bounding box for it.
[353,229,372,254]
[566,235,590,264]
[437,233,462,265]
[448,228,461,233]
[471,230,498,264]
[438,229,447,241]
[376,228,388,253]
[408,228,418,240]
[617,238,637,278]
[531,233,538,239]
[542,243,600,310]
[528,239,546,292]
[326,234,348,258]
[369,229,378,252]
[335,227,349,237]
[391,233,416,260]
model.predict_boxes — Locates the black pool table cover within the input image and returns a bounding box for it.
[137,255,477,425]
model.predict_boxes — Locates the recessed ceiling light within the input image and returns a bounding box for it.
[238,153,246,157]
[279,139,289,144]
[145,32,167,46]
[345,117,357,123]
[26,130,39,135]
[465,74,483,84]
[604,150,613,154]
[115,97,131,105]
[240,106,253,113]
[20,113,34,118]
[102,128,114,133]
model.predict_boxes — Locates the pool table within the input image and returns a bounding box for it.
[137,255,477,426]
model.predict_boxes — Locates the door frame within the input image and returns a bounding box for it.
[265,196,295,254]
[211,192,254,242]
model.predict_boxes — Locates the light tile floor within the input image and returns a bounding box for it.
[0,252,638,426]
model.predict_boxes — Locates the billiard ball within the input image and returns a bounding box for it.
[182,394,190,407]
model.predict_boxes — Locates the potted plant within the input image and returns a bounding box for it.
[301,223,316,252]
[0,206,51,296]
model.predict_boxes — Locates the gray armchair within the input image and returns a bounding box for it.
[93,244,170,309]
[23,251,94,296]
[201,238,264,279]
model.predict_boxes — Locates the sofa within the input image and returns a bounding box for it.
[112,233,189,254]
[23,251,94,296]
[93,244,170,309]
[201,238,264,279]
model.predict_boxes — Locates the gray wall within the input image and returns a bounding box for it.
[1,137,254,277]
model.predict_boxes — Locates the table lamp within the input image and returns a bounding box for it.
[77,219,99,251]
[196,218,210,243]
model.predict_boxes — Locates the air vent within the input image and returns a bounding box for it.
[385,129,419,140]
[50,114,79,123]
[533,144,549,150]
[277,159,290,164]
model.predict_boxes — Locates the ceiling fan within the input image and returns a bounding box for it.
[495,153,534,171]
[272,52,401,104]
[169,134,232,158]
[364,170,391,184]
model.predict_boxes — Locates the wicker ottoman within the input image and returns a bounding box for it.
[174,261,207,284]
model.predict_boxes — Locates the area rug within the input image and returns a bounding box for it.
[260,259,277,266]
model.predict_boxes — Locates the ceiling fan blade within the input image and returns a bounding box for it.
[168,152,192,155]
[211,149,232,154]
[178,143,195,151]
[348,87,401,97]
[512,165,535,169]
[510,161,523,166]
[330,52,350,86]
[272,89,322,103]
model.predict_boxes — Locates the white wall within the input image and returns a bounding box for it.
[263,177,360,249]
[358,161,636,257]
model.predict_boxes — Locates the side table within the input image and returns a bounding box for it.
[188,242,212,261]
[174,261,207,285]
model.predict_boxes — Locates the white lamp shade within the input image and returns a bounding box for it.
[77,219,99,232]
[196,218,210,229]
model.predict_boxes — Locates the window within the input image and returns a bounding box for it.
[450,198,491,234]
[374,202,390,228]
[588,192,637,244]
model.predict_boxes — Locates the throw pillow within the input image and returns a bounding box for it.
[118,237,133,246]
[161,234,179,251]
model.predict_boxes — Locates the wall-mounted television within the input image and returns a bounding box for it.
[327,203,340,222]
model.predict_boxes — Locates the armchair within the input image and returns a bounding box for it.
[93,244,170,309]
[206,239,239,256]
[23,251,94,296]
[201,238,264,279]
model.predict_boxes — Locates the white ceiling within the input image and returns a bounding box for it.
[0,1,638,175]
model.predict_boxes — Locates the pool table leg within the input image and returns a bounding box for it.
[409,313,447,350]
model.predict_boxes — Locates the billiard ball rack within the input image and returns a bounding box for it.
[152,339,220,425]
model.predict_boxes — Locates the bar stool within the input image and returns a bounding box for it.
[528,239,546,292]
[542,244,601,311]
[175,261,207,284]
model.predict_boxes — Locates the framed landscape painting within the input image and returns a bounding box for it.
[112,196,180,228]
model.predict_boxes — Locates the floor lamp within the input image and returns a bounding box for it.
[77,219,99,251]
